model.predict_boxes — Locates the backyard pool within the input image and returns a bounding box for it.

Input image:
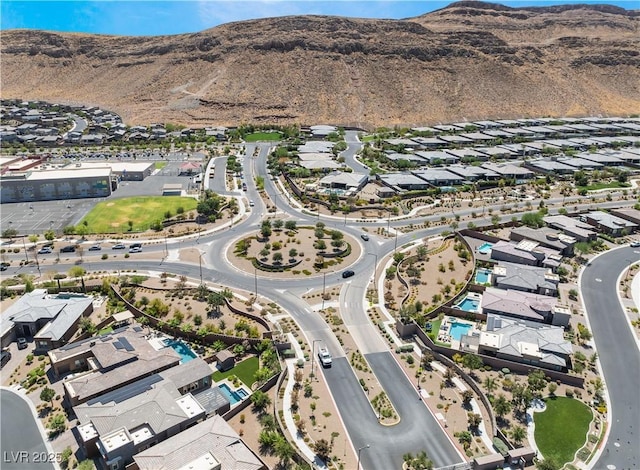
[163,339,197,363]
[449,321,473,341]
[218,383,249,405]
[455,297,479,312]
[475,268,492,284]
[477,242,493,255]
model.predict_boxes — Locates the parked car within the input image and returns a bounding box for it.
[317,348,332,367]
[17,337,28,350]
[0,263,9,271]
[112,243,126,250]
[360,234,369,241]
[129,243,142,253]
[0,350,11,369]
[38,246,52,254]
[88,245,102,251]
[60,245,76,253]
[342,270,355,279]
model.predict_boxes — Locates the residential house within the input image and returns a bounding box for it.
[74,359,215,469]
[377,173,430,191]
[413,151,458,165]
[492,262,559,296]
[318,172,368,192]
[490,240,562,270]
[462,314,572,372]
[133,415,266,470]
[610,208,640,226]
[445,165,500,182]
[49,326,182,406]
[480,288,570,326]
[510,226,576,256]
[584,211,637,236]
[0,290,93,351]
[543,215,598,242]
[412,168,465,187]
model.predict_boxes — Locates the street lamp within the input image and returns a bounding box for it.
[198,251,204,286]
[310,339,321,381]
[357,444,370,470]
[22,236,29,263]
[321,271,327,310]
[254,266,258,298]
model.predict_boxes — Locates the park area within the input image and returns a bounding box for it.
[78,196,198,233]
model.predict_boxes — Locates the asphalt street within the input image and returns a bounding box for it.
[581,247,640,470]
[0,389,56,470]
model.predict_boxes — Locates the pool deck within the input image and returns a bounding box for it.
[438,316,478,345]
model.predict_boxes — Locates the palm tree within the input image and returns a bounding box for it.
[483,376,497,398]
[511,425,526,445]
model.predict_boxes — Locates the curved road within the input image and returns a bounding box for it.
[0,389,56,470]
[581,248,640,470]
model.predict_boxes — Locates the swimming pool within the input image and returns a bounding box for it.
[475,268,491,284]
[218,383,249,405]
[449,321,473,341]
[163,339,197,363]
[478,242,493,255]
[455,297,479,312]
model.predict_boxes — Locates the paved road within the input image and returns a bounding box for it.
[343,131,368,174]
[0,389,56,470]
[581,247,640,470]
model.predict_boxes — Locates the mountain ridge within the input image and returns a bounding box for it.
[1,1,638,128]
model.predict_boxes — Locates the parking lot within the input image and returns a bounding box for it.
[1,159,205,235]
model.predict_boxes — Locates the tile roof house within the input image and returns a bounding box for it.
[543,215,598,242]
[74,359,214,469]
[49,326,181,406]
[510,226,576,256]
[480,287,569,326]
[0,290,93,351]
[584,211,638,236]
[133,415,266,470]
[470,314,573,371]
[492,262,559,296]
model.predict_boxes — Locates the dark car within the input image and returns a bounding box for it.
[17,337,28,350]
[360,234,369,241]
[0,350,11,369]
[60,245,76,253]
[342,270,355,279]
[112,243,126,250]
[0,263,9,271]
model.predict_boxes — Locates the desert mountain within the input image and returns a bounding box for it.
[1,1,639,128]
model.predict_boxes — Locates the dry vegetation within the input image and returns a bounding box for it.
[2,3,639,127]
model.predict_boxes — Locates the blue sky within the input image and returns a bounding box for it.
[1,0,635,36]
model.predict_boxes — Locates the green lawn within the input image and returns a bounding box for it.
[79,196,198,233]
[212,356,259,387]
[154,161,167,170]
[534,397,592,465]
[580,181,630,191]
[244,132,282,142]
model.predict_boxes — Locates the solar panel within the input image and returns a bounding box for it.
[132,326,142,332]
[113,341,124,350]
[118,337,135,352]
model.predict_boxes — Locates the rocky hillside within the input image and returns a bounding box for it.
[1,1,639,128]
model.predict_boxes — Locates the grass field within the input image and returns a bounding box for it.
[243,131,282,142]
[79,196,197,233]
[580,181,631,191]
[212,356,259,386]
[534,397,592,465]
[154,161,167,170]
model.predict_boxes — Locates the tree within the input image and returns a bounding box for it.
[511,425,526,445]
[547,382,558,396]
[511,384,533,415]
[577,323,592,342]
[521,212,545,228]
[79,317,97,335]
[44,230,56,242]
[273,219,284,231]
[68,266,86,278]
[462,354,483,375]
[75,224,89,239]
[260,224,272,239]
[207,292,226,316]
[483,376,497,398]
[461,389,474,405]
[457,430,472,449]
[315,239,327,251]
[285,220,297,231]
[2,228,18,240]
[527,370,548,395]
[250,390,271,413]
[491,214,500,227]
[259,247,270,259]
[467,412,482,430]
[40,387,55,407]
[421,350,434,370]
[416,245,428,261]
[29,234,39,246]
[493,394,512,421]
[312,438,331,462]
[275,438,294,466]
[288,248,297,259]
[272,252,283,264]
